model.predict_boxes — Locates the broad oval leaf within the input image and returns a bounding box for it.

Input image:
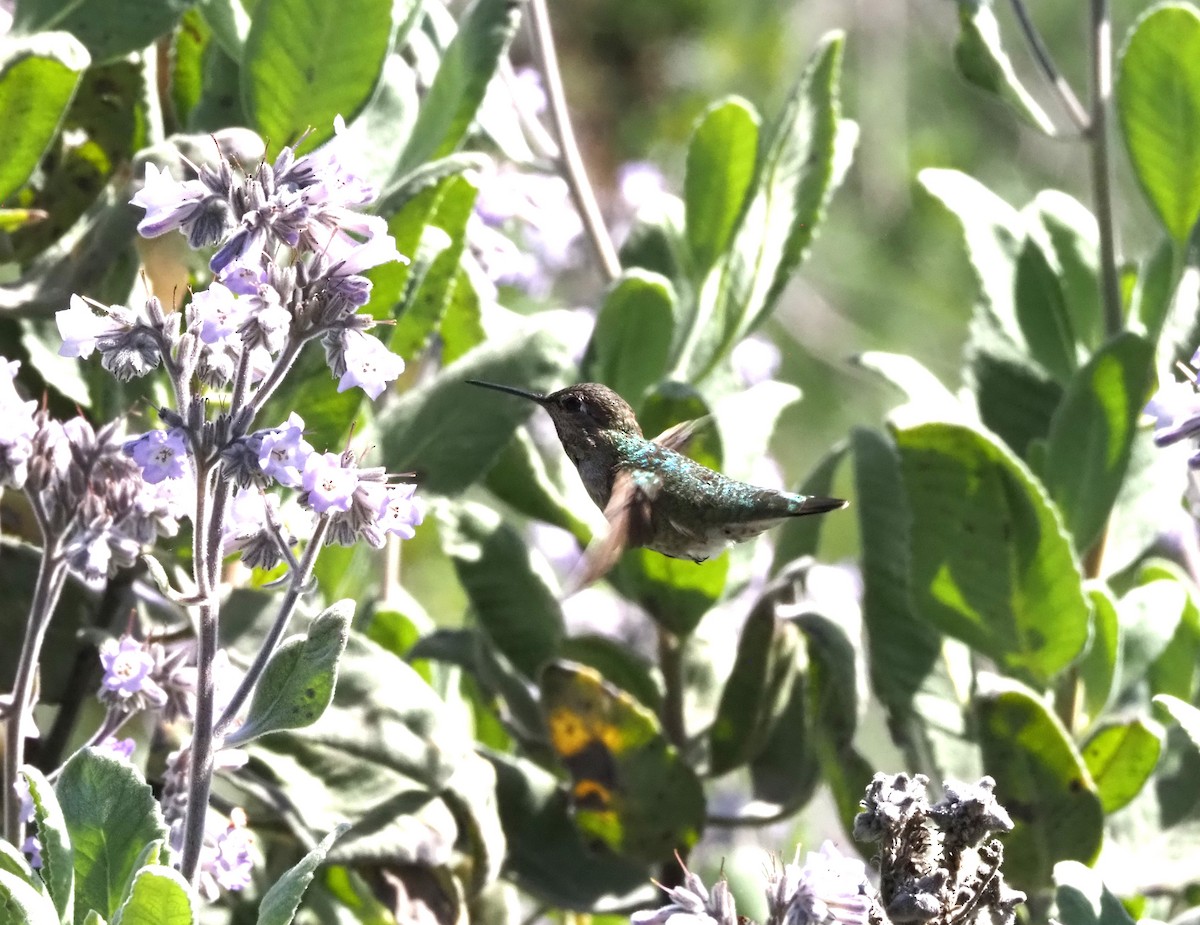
[1081,718,1163,813]
[0,34,89,201]
[242,0,393,148]
[1014,234,1077,384]
[225,603,352,746]
[953,2,1056,134]
[539,661,705,863]
[1154,693,1200,753]
[110,865,194,925]
[850,427,941,727]
[438,500,564,678]
[896,421,1089,686]
[20,767,72,925]
[709,596,800,775]
[1118,3,1200,242]
[55,750,168,925]
[395,0,521,176]
[1053,861,1137,925]
[684,97,760,275]
[976,676,1104,891]
[1078,585,1119,725]
[256,823,349,925]
[1042,332,1154,552]
[583,269,676,406]
[375,309,577,495]
[15,0,185,64]
[0,868,59,925]
[485,752,652,912]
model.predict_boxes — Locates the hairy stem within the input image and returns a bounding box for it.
[214,515,331,737]
[1007,0,1090,133]
[1089,0,1123,338]
[3,550,68,844]
[656,626,687,751]
[526,0,622,283]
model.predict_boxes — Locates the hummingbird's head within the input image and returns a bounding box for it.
[466,380,643,441]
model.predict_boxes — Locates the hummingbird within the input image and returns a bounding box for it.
[467,380,847,581]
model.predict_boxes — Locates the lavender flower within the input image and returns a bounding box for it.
[55,295,128,359]
[631,857,737,925]
[1146,359,1200,467]
[301,451,360,514]
[130,161,231,246]
[332,329,405,399]
[765,842,872,925]
[96,736,136,760]
[190,281,248,344]
[98,635,168,711]
[197,810,255,901]
[256,413,312,488]
[14,777,41,869]
[124,428,191,484]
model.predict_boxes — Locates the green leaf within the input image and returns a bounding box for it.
[1042,332,1154,552]
[795,609,862,752]
[485,752,651,912]
[1154,694,1200,753]
[583,270,677,405]
[484,427,590,543]
[0,869,59,925]
[559,635,662,713]
[747,652,820,809]
[711,379,801,482]
[441,265,487,364]
[395,0,521,176]
[441,754,506,896]
[770,441,847,574]
[679,32,850,377]
[709,593,801,775]
[977,676,1104,891]
[967,326,1064,460]
[21,766,73,924]
[195,0,250,59]
[540,662,705,862]
[851,427,941,727]
[1053,861,1136,925]
[1081,719,1163,813]
[375,310,576,495]
[257,824,349,925]
[1117,576,1188,701]
[919,168,1023,340]
[1028,191,1103,352]
[896,421,1089,686]
[0,840,36,884]
[15,0,186,64]
[110,866,194,925]
[225,602,352,746]
[1079,585,1119,725]
[0,34,89,201]
[242,0,393,148]
[56,749,167,925]
[390,176,478,358]
[684,97,760,275]
[953,2,1056,134]
[1013,234,1077,384]
[855,352,964,426]
[1117,3,1200,242]
[615,549,728,639]
[439,500,564,678]
[1132,237,1182,348]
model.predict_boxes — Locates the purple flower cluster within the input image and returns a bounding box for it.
[632,844,871,925]
[0,388,191,588]
[1146,352,1200,467]
[218,412,421,568]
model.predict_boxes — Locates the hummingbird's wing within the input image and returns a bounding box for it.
[567,467,662,594]
[650,415,711,455]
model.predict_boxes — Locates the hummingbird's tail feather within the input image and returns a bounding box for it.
[792,495,849,516]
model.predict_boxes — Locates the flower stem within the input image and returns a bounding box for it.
[526,0,622,283]
[1007,0,1090,133]
[1088,0,1123,339]
[656,626,686,751]
[214,515,331,737]
[3,550,68,844]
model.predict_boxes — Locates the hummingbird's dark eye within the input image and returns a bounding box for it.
[562,394,586,414]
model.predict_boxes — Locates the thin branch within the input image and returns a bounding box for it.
[1088,0,1124,338]
[1007,0,1090,133]
[526,0,622,283]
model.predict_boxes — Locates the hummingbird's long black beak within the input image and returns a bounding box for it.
[465,379,549,404]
